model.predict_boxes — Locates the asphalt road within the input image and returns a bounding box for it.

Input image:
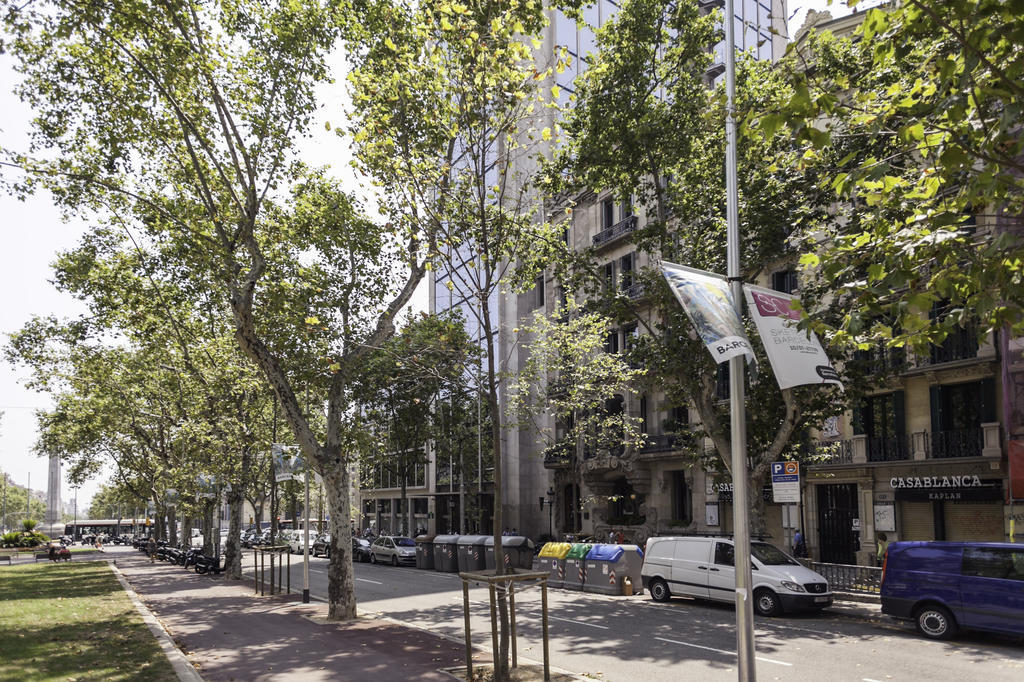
[239,552,1024,682]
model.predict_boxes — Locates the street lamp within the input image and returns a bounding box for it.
[71,485,79,543]
[539,488,556,539]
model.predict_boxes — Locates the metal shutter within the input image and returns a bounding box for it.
[900,502,935,541]
[944,502,1004,542]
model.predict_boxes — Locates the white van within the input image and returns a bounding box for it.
[641,536,833,616]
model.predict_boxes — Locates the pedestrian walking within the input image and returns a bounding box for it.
[793,529,806,557]
[608,529,616,544]
[876,532,890,566]
[147,536,157,563]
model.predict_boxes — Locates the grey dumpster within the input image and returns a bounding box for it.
[457,535,488,572]
[563,543,592,591]
[484,536,536,570]
[537,542,571,588]
[583,544,645,595]
[433,535,460,572]
[415,534,436,570]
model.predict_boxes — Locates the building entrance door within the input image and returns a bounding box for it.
[817,483,860,565]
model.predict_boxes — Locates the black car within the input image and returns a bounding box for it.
[311,535,372,562]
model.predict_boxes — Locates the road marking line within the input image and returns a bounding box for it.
[548,615,608,630]
[654,637,792,667]
[356,577,383,584]
[863,678,884,682]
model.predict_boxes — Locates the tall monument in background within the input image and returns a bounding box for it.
[46,452,61,526]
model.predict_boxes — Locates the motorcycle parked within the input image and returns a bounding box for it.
[193,554,222,575]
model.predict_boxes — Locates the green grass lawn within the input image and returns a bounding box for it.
[0,561,177,681]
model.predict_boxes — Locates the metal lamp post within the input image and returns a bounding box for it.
[723,1,756,678]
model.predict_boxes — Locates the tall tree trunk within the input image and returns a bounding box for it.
[323,459,357,620]
[167,507,177,546]
[482,309,510,680]
[203,502,214,555]
[225,482,244,578]
[182,517,193,548]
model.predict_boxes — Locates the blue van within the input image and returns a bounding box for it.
[880,541,1024,640]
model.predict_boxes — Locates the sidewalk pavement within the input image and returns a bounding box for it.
[113,549,482,681]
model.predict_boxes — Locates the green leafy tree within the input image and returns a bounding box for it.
[507,298,647,527]
[1,0,432,620]
[775,0,1024,351]
[548,0,845,527]
[347,0,562,671]
[357,312,477,536]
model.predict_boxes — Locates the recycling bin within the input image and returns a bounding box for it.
[562,543,593,591]
[583,543,645,595]
[415,534,436,570]
[484,536,536,570]
[433,535,460,573]
[537,542,571,588]
[457,535,489,572]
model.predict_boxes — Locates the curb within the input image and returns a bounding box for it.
[108,561,205,682]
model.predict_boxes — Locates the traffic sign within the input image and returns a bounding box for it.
[771,461,800,503]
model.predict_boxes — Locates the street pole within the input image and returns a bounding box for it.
[303,469,310,604]
[73,486,79,542]
[2,474,7,533]
[26,472,31,520]
[724,1,756,679]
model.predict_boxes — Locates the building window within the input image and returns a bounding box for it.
[604,261,616,290]
[715,363,730,401]
[929,379,994,458]
[772,269,798,294]
[640,394,648,434]
[535,274,545,309]
[601,198,615,229]
[853,391,907,462]
[671,470,691,524]
[605,329,619,354]
[619,196,634,221]
[620,252,634,289]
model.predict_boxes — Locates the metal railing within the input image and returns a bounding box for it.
[866,435,911,462]
[928,428,984,459]
[810,561,883,595]
[805,439,853,465]
[593,215,638,247]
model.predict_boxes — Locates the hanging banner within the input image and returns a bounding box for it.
[272,443,305,483]
[661,261,753,364]
[743,284,842,391]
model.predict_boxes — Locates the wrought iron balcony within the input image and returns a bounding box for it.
[592,215,638,248]
[928,326,980,365]
[805,440,854,466]
[623,282,646,300]
[866,436,911,462]
[543,443,572,469]
[928,428,984,459]
[640,432,695,455]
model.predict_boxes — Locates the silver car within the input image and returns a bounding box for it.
[370,535,417,566]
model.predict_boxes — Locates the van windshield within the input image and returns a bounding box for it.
[751,542,799,566]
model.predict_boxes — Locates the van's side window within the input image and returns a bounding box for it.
[962,547,1024,581]
[714,542,734,567]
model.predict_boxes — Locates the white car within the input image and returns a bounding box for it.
[285,529,315,554]
[370,535,417,566]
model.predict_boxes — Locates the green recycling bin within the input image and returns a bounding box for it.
[537,542,571,588]
[563,543,592,591]
[583,544,645,595]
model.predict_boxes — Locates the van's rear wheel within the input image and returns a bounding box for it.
[649,578,671,603]
[754,588,781,617]
[916,604,957,640]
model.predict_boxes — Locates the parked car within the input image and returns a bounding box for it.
[370,535,417,566]
[284,529,317,554]
[311,535,372,562]
[641,536,832,616]
[881,541,1024,640]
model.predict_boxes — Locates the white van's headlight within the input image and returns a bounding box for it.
[780,581,806,592]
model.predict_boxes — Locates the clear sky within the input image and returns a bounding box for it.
[0,0,855,511]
